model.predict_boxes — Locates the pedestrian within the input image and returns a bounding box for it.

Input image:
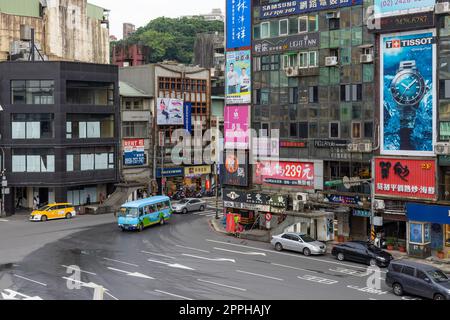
[86,194,91,206]
[36,195,40,208]
[33,197,38,210]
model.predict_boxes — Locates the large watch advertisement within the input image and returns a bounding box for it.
[380,30,436,156]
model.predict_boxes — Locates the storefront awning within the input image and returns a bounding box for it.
[406,203,450,225]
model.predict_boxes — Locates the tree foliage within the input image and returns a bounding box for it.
[116,17,224,64]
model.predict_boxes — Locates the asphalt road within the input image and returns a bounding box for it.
[0,207,420,301]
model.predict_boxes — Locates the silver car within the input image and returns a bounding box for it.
[271,233,327,256]
[172,198,206,214]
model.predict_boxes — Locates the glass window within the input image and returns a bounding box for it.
[401,266,415,277]
[279,19,288,36]
[330,122,340,138]
[299,16,308,33]
[261,22,270,38]
[299,122,308,138]
[11,114,54,139]
[363,64,374,83]
[352,122,362,139]
[12,150,54,173]
[253,25,261,40]
[270,20,279,37]
[364,122,373,139]
[308,15,318,32]
[299,52,308,68]
[290,123,298,137]
[81,154,94,171]
[309,86,319,103]
[11,80,55,105]
[67,154,74,172]
[66,81,114,106]
[446,225,450,247]
[440,121,450,140]
[309,51,317,67]
[440,80,450,99]
[12,155,26,172]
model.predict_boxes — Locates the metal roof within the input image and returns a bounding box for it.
[119,81,152,98]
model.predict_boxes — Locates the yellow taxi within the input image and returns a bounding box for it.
[30,203,77,222]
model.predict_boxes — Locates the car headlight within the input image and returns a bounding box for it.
[377,257,386,261]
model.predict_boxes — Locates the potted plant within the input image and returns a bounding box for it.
[436,247,445,260]
[398,240,406,253]
[337,235,345,243]
[386,238,395,251]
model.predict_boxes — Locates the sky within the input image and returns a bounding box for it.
[89,0,225,39]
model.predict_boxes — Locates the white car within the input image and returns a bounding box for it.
[172,198,206,214]
[271,233,327,256]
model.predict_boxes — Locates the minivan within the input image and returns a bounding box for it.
[385,260,450,300]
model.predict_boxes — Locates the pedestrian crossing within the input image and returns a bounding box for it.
[191,210,223,218]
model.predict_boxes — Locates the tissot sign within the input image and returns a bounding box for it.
[375,158,437,200]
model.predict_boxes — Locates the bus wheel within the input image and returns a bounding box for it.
[160,217,165,225]
[138,223,143,232]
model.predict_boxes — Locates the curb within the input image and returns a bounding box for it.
[209,218,228,235]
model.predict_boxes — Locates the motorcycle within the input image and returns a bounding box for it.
[374,233,387,249]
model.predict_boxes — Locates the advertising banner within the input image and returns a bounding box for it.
[156,167,184,178]
[374,0,435,18]
[224,105,250,150]
[184,102,192,134]
[184,166,212,177]
[375,158,437,200]
[380,30,436,156]
[371,12,435,33]
[259,0,363,19]
[253,33,320,55]
[226,50,251,105]
[254,160,315,188]
[123,139,145,166]
[223,151,249,187]
[157,98,184,126]
[226,0,251,49]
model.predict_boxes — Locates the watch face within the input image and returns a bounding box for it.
[390,70,426,106]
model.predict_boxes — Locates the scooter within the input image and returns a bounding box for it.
[374,233,387,249]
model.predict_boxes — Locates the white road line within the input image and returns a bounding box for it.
[0,219,9,222]
[182,254,235,263]
[13,274,47,287]
[176,245,210,253]
[236,270,284,281]
[271,263,318,274]
[155,289,194,300]
[346,285,388,295]
[214,247,267,256]
[298,275,338,285]
[103,258,139,267]
[141,251,176,260]
[197,279,247,292]
[147,259,195,271]
[206,239,388,274]
[107,267,154,280]
[104,291,119,300]
[61,265,97,276]
[368,298,377,300]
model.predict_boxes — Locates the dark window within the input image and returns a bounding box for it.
[330,122,340,138]
[440,79,450,99]
[401,266,415,277]
[309,86,319,103]
[341,84,362,102]
[416,270,428,280]
[299,122,308,139]
[329,18,340,30]
[364,122,373,139]
[290,123,298,137]
[289,87,298,104]
[66,81,114,106]
[391,264,403,272]
[11,80,55,105]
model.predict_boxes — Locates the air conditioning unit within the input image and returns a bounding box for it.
[374,199,385,211]
[360,54,373,64]
[293,193,308,211]
[436,2,450,14]
[358,142,372,153]
[435,142,450,155]
[284,66,299,77]
[326,11,340,19]
[325,56,338,66]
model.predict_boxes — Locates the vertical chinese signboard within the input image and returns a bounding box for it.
[224,105,250,149]
[380,30,436,156]
[123,139,145,166]
[226,0,251,49]
[375,157,437,200]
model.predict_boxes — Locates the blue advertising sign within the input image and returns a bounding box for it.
[226,0,251,49]
[184,102,192,134]
[374,0,435,18]
[123,139,145,166]
[156,167,184,178]
[259,0,363,19]
[380,30,436,156]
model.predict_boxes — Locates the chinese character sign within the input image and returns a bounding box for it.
[227,0,251,49]
[222,152,249,187]
[375,158,436,200]
[374,0,435,18]
[380,31,436,156]
[255,161,315,189]
[123,139,145,166]
[224,105,250,150]
[226,50,251,105]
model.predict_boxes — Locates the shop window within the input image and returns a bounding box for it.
[279,19,288,36]
[329,121,340,138]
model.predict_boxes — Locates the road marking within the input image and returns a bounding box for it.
[402,296,422,301]
[368,298,377,300]
[155,290,194,300]
[61,265,97,276]
[104,291,119,300]
[13,274,47,287]
[141,251,176,260]
[298,275,338,285]
[236,270,284,281]
[329,267,368,277]
[214,247,267,256]
[176,245,210,253]
[0,219,9,222]
[197,279,247,292]
[147,259,195,271]
[62,277,106,290]
[346,285,388,295]
[1,289,42,300]
[182,254,236,263]
[103,258,139,267]
[270,263,318,274]
[107,267,153,280]
[206,239,388,273]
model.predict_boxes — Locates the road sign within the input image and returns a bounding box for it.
[265,213,272,222]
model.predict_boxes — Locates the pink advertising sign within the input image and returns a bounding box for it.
[224,105,250,150]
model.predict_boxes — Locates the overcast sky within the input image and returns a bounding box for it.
[89,0,225,39]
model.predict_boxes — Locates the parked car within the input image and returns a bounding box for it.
[331,241,393,267]
[386,260,450,300]
[271,233,326,256]
[30,203,76,222]
[172,198,206,214]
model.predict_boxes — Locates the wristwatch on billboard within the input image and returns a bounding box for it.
[390,60,428,128]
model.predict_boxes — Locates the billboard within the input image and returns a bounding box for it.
[254,160,315,189]
[226,0,251,49]
[222,151,249,187]
[184,102,192,134]
[224,105,250,150]
[380,30,436,156]
[157,98,184,126]
[123,139,145,166]
[259,0,363,19]
[253,33,320,55]
[374,0,435,18]
[226,50,251,105]
[375,157,437,200]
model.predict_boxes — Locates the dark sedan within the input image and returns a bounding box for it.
[331,241,394,267]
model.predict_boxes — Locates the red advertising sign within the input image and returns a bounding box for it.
[375,158,436,200]
[255,161,314,189]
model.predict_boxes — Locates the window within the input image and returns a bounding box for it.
[440,80,450,99]
[122,121,148,138]
[11,80,54,105]
[329,18,340,30]
[416,270,428,281]
[279,19,288,36]
[66,114,114,139]
[308,15,318,32]
[401,266,416,277]
[12,149,55,173]
[446,225,450,247]
[341,84,362,102]
[309,51,317,67]
[299,16,308,33]
[330,122,340,138]
[282,54,298,68]
[290,123,298,137]
[364,122,374,139]
[309,86,318,103]
[66,148,115,172]
[11,114,54,139]
[289,87,298,104]
[66,81,114,106]
[352,122,362,139]
[261,22,270,38]
[299,122,308,139]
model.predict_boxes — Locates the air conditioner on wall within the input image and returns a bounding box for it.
[436,2,450,14]
[326,11,340,19]
[293,193,308,211]
[284,66,299,77]
[325,56,338,66]
[360,54,373,64]
[435,142,450,155]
